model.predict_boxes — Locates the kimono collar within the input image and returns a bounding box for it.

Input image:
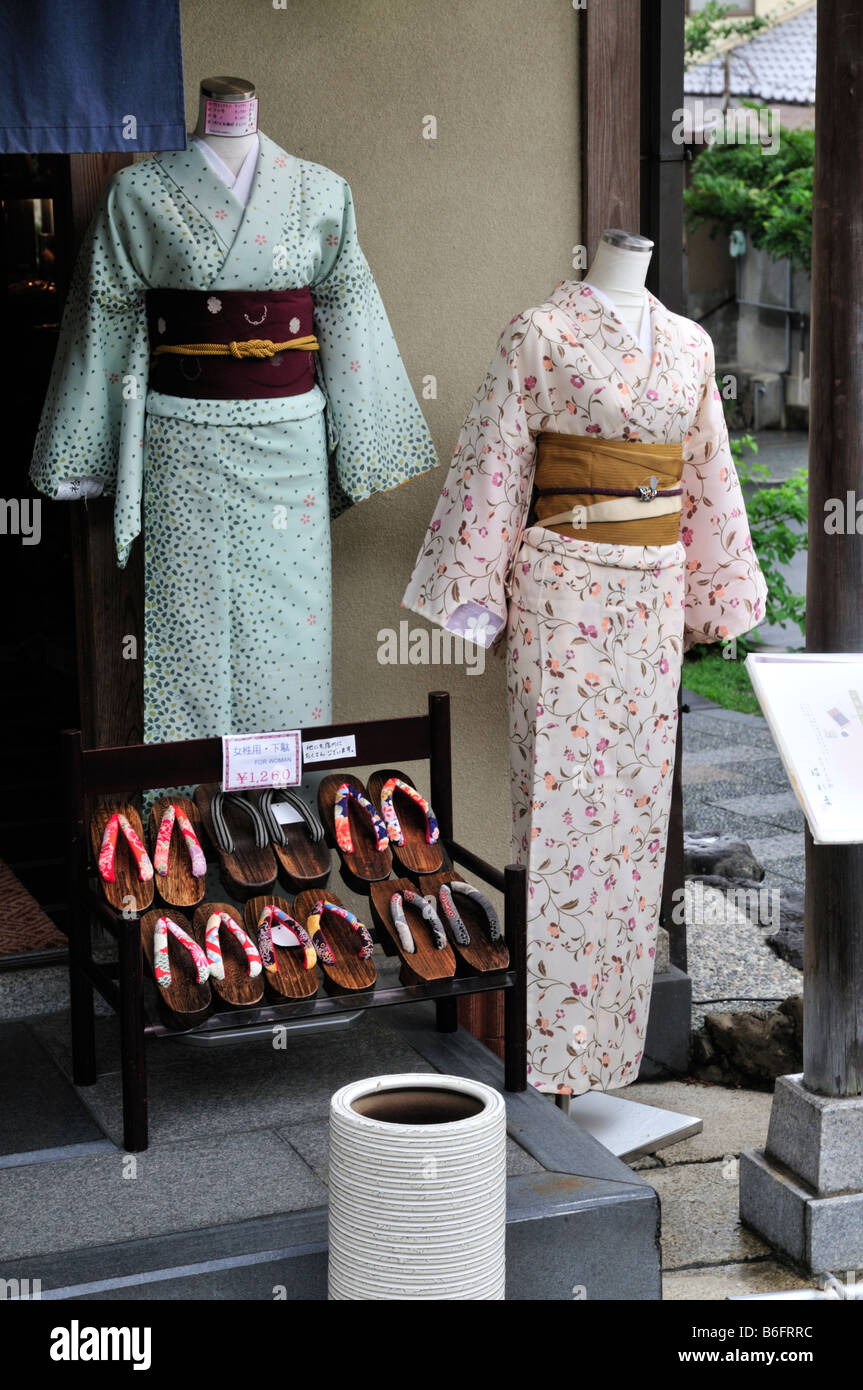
[584,282,653,359]
[554,279,658,362]
[192,134,260,206]
[152,133,299,260]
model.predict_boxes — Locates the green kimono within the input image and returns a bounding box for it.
[31,133,436,743]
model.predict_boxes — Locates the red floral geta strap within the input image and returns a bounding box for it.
[334,783,389,855]
[204,911,262,981]
[153,804,207,878]
[98,812,154,884]
[152,916,209,989]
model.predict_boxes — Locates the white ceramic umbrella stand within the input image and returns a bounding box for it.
[328,1072,507,1300]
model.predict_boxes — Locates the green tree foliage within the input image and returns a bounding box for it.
[684,119,814,272]
[730,434,808,640]
[685,0,766,65]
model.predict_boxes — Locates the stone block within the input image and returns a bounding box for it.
[767,1073,863,1196]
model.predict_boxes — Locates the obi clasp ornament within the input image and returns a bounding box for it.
[638,476,659,502]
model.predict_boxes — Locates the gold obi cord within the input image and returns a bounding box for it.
[531,434,685,545]
[151,335,319,362]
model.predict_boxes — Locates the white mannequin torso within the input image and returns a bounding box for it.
[584,232,653,343]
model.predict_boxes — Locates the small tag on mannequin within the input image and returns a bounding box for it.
[204,97,258,136]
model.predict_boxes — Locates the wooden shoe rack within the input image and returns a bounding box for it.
[62,692,528,1151]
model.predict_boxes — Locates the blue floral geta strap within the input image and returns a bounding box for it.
[379,777,440,847]
[307,900,374,961]
[256,905,317,972]
[449,881,503,943]
[334,783,389,855]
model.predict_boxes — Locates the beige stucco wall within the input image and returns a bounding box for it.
[180,0,580,871]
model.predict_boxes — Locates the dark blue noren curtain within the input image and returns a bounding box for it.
[0,0,186,153]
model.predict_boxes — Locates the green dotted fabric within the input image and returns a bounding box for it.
[30,133,437,742]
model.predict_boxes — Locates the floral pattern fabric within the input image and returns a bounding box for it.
[402,281,766,648]
[401,283,768,1095]
[334,784,388,855]
[509,527,684,1093]
[204,911,262,981]
[379,778,440,847]
[153,804,207,878]
[256,905,318,972]
[307,902,374,961]
[98,813,154,884]
[153,916,210,990]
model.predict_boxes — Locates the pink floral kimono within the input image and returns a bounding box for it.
[403,280,767,1095]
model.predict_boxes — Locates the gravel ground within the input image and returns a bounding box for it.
[681,693,803,1025]
[684,882,802,1029]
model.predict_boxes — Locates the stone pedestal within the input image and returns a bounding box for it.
[740,1073,863,1272]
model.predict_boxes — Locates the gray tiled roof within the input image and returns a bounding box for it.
[685,3,816,105]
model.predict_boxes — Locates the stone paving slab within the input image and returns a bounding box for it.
[663,1260,807,1300]
[682,764,748,788]
[707,792,804,833]
[746,833,806,868]
[683,711,773,749]
[0,1130,328,1262]
[682,743,779,769]
[643,1158,771,1269]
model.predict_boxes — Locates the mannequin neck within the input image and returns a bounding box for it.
[585,241,651,333]
[192,93,258,176]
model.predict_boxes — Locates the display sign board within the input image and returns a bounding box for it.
[221,730,302,790]
[745,652,863,843]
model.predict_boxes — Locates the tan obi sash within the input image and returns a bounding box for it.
[531,434,684,545]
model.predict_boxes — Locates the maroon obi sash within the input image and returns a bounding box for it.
[146,288,317,399]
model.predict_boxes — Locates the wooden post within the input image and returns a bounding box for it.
[580,0,641,262]
[803,0,863,1097]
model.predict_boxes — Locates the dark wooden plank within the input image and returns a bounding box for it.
[803,0,863,1098]
[580,0,641,259]
[79,714,432,796]
[504,863,529,1092]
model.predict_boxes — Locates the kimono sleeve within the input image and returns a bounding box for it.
[30,174,149,568]
[401,317,537,639]
[312,181,437,517]
[682,343,768,647]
